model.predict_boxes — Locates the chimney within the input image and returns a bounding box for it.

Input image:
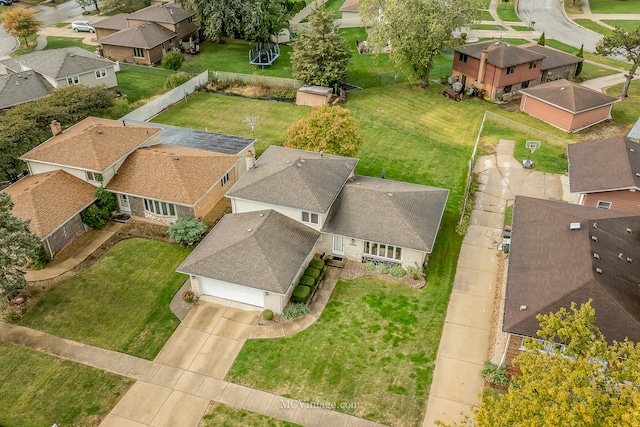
[50,120,62,136]
[477,48,489,88]
[246,150,255,170]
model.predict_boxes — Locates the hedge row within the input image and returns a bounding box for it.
[291,285,312,303]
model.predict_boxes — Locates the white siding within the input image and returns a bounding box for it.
[27,162,102,186]
[58,67,118,89]
[231,198,325,230]
[199,277,265,308]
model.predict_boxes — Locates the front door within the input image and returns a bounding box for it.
[118,194,131,212]
[332,235,344,255]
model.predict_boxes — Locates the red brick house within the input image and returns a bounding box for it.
[519,79,618,132]
[568,137,640,214]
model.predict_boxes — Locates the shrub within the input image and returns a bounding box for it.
[481,360,511,387]
[304,267,322,280]
[291,285,312,303]
[30,246,51,269]
[309,258,325,271]
[161,50,184,71]
[262,309,274,321]
[364,261,375,271]
[81,187,117,230]
[163,72,191,89]
[182,290,195,303]
[283,302,310,319]
[390,265,406,277]
[376,263,389,274]
[299,275,316,289]
[407,263,426,280]
[168,215,207,245]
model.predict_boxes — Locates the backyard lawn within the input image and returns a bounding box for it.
[601,19,640,32]
[0,342,133,426]
[116,67,175,103]
[20,238,192,360]
[607,80,640,125]
[588,0,640,13]
[199,403,302,427]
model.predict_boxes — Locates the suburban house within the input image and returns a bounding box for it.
[0,47,117,108]
[450,41,583,100]
[179,146,449,312]
[501,196,640,366]
[567,137,640,213]
[629,117,640,142]
[4,117,254,255]
[96,3,197,65]
[519,79,618,132]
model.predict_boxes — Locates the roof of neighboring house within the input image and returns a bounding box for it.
[340,0,360,12]
[503,196,640,344]
[521,43,583,71]
[455,40,545,68]
[226,146,359,213]
[126,3,195,24]
[106,144,238,206]
[177,209,320,294]
[0,47,116,80]
[92,13,129,30]
[0,72,54,109]
[568,137,640,193]
[21,117,161,172]
[629,117,640,142]
[98,22,176,49]
[125,120,255,155]
[520,79,618,114]
[322,175,449,253]
[3,170,96,240]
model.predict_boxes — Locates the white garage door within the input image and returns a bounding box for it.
[200,277,264,308]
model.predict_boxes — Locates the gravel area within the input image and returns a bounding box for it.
[488,252,510,364]
[341,260,426,289]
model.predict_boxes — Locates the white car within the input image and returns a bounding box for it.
[71,21,95,33]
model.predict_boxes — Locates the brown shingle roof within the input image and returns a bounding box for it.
[92,13,128,30]
[503,196,640,343]
[126,3,194,24]
[226,146,358,213]
[521,43,583,71]
[177,210,320,293]
[568,137,640,193]
[340,0,359,12]
[456,40,545,68]
[520,79,618,114]
[98,22,176,49]
[322,175,449,252]
[21,117,160,172]
[106,144,238,206]
[3,170,96,239]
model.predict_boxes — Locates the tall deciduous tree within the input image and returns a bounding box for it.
[101,0,147,14]
[441,301,640,426]
[596,26,640,98]
[1,9,42,46]
[359,0,479,87]
[285,105,363,157]
[76,0,100,13]
[290,5,351,87]
[0,193,41,298]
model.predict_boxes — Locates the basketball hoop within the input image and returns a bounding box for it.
[243,115,258,137]
[523,140,541,169]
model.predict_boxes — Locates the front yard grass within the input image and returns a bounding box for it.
[199,402,302,427]
[20,238,192,360]
[588,0,640,13]
[0,341,133,426]
[607,80,640,125]
[574,19,614,36]
[601,19,640,32]
[496,3,520,22]
[546,39,630,71]
[43,36,96,51]
[578,61,621,80]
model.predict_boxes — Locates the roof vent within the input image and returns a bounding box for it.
[631,148,635,153]
[519,305,527,310]
[619,253,624,259]
[627,257,633,263]
[258,213,264,217]
[591,235,598,242]
[627,228,632,233]
[596,267,603,274]
[494,41,500,45]
[96,130,103,134]
[593,253,600,259]
[593,222,597,229]
[560,87,565,91]
[388,193,393,197]
[570,222,581,230]
[375,185,381,188]
[286,160,290,163]
[174,156,179,160]
[296,163,302,167]
[247,228,252,232]
[300,159,305,163]
[636,173,640,177]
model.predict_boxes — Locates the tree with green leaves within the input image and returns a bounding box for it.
[1,9,42,46]
[537,31,545,46]
[75,0,100,13]
[161,50,184,70]
[168,215,207,245]
[596,26,640,98]
[290,5,351,87]
[440,301,640,426]
[81,188,117,230]
[285,105,363,157]
[575,44,584,77]
[359,0,479,87]
[100,0,147,14]
[0,193,41,298]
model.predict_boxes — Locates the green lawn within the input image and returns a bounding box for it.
[0,342,133,426]
[496,3,520,22]
[43,36,96,52]
[479,10,494,21]
[116,67,175,103]
[11,34,39,56]
[579,61,621,80]
[324,0,345,18]
[546,39,630,70]
[574,19,614,36]
[607,80,640,125]
[200,403,302,427]
[511,25,534,31]
[601,19,640,32]
[588,0,640,13]
[20,238,192,360]
[472,24,506,30]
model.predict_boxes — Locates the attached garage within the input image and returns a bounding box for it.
[200,278,265,308]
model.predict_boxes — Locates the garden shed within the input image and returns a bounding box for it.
[296,85,333,107]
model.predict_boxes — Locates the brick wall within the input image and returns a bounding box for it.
[45,214,88,256]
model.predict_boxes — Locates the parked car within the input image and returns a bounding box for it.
[0,0,13,6]
[71,21,95,33]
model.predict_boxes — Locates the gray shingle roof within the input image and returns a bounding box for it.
[628,117,640,142]
[0,72,54,109]
[126,3,194,24]
[503,196,640,343]
[98,22,175,48]
[92,13,128,30]
[177,210,320,293]
[568,137,640,193]
[520,79,618,114]
[456,40,545,68]
[226,146,359,213]
[0,47,115,80]
[521,43,583,71]
[321,176,449,252]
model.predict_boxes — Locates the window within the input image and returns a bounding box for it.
[459,53,468,63]
[301,211,319,224]
[503,85,512,93]
[133,47,145,58]
[221,172,230,187]
[506,66,515,75]
[144,198,177,217]
[529,60,537,69]
[597,201,612,209]
[95,69,107,79]
[188,16,194,23]
[86,171,103,182]
[363,241,402,261]
[521,80,530,89]
[67,75,80,85]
